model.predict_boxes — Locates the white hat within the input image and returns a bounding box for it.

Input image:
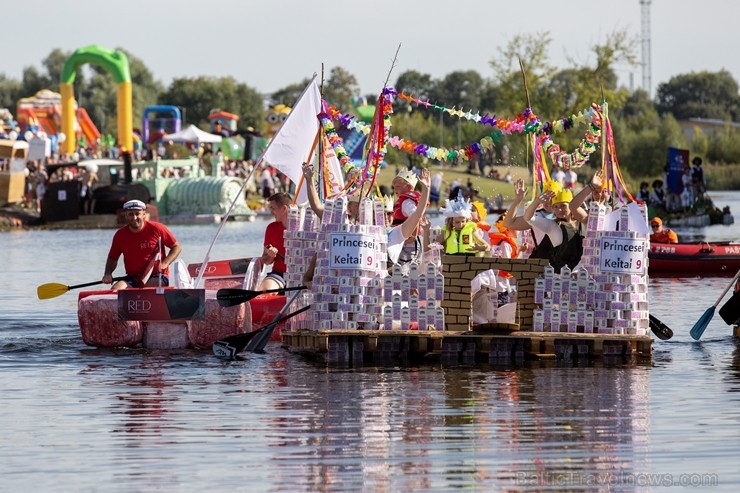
[393,168,418,189]
[123,199,146,211]
[382,195,394,212]
[440,191,472,220]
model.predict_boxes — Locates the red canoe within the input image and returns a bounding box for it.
[77,257,290,349]
[649,242,740,276]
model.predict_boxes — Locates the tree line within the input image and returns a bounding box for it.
[1,34,739,181]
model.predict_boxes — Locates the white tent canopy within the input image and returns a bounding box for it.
[162,124,222,144]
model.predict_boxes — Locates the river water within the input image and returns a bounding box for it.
[2,192,740,492]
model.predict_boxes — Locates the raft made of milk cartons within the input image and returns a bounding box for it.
[77,257,287,349]
[280,199,653,365]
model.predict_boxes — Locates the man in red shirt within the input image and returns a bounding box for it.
[102,200,182,290]
[260,192,291,290]
[649,217,679,243]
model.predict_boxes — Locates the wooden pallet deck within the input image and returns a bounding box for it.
[281,329,652,366]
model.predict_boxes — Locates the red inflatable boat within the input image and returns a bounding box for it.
[77,258,289,349]
[649,242,740,276]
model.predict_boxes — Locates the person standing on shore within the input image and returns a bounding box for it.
[102,200,182,290]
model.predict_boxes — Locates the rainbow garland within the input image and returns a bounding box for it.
[318,112,351,169]
[324,89,604,172]
[328,105,601,169]
[395,89,601,136]
[396,90,541,134]
[540,105,602,169]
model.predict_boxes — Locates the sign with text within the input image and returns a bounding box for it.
[599,236,648,275]
[187,258,251,278]
[329,233,380,270]
[118,288,205,321]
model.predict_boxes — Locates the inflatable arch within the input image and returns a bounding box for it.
[60,45,132,156]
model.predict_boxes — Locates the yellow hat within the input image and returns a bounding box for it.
[542,179,563,194]
[552,189,573,205]
[472,201,487,222]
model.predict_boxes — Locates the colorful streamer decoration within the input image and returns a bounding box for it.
[599,102,635,205]
[318,112,351,169]
[540,105,602,170]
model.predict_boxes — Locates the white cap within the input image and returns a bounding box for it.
[123,199,146,211]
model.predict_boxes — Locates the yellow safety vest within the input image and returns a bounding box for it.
[444,221,478,254]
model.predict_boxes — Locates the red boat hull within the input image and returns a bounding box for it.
[77,289,286,348]
[649,242,740,276]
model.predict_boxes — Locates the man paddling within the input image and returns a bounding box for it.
[259,192,291,291]
[102,199,182,290]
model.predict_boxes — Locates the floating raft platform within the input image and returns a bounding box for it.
[281,329,652,366]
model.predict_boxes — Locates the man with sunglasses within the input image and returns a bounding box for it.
[649,217,678,243]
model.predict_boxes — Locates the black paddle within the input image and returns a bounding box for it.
[216,285,306,307]
[212,306,310,359]
[649,314,673,341]
[691,267,740,340]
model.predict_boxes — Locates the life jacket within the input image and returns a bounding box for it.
[443,221,478,254]
[650,229,677,243]
[392,191,421,225]
[549,221,584,273]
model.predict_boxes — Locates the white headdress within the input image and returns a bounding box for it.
[441,190,472,220]
[382,195,394,212]
[393,168,418,189]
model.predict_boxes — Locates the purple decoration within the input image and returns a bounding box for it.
[414,144,429,155]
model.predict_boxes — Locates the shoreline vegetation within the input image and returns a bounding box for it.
[2,161,738,231]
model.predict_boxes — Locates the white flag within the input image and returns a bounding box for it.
[263,77,322,203]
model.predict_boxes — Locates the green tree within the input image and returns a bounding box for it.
[394,70,435,112]
[270,78,311,107]
[160,76,264,131]
[322,66,359,110]
[0,75,23,109]
[655,70,740,120]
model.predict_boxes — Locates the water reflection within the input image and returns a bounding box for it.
[244,363,651,491]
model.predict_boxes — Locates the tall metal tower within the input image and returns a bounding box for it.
[640,0,652,98]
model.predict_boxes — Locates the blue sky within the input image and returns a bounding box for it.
[2,0,738,102]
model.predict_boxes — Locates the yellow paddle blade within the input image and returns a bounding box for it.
[37,283,71,300]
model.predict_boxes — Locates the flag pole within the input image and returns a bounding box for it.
[194,74,319,288]
[291,128,321,205]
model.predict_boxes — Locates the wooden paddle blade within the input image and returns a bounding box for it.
[37,283,70,300]
[648,315,673,341]
[690,307,716,340]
